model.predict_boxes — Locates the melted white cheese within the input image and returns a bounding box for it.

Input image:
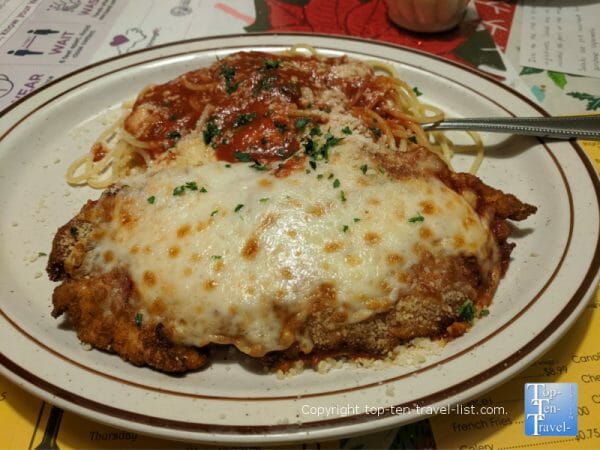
[87,140,497,356]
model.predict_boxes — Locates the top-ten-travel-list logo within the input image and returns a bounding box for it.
[524,383,578,436]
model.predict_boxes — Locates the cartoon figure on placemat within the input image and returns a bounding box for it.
[7,49,44,57]
[28,29,60,35]
[110,28,160,54]
[0,74,14,99]
[46,0,81,12]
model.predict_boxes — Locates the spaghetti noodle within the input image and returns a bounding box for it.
[66,46,484,188]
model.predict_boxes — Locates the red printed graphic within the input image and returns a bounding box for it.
[474,0,516,52]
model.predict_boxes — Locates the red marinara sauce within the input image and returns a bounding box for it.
[123,51,372,165]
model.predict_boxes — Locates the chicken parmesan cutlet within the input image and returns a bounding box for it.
[49,50,536,373]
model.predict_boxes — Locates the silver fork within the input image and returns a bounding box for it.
[421,115,600,140]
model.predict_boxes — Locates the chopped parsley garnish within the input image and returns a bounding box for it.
[341,126,352,135]
[199,187,208,193]
[328,173,334,179]
[332,178,341,188]
[250,161,267,171]
[275,122,288,133]
[203,117,220,145]
[211,255,222,260]
[167,130,181,141]
[369,127,382,138]
[353,218,361,223]
[408,212,425,223]
[210,210,219,217]
[413,86,423,97]
[309,126,322,137]
[69,226,78,238]
[233,112,257,128]
[225,164,231,168]
[304,133,343,162]
[234,204,244,213]
[253,75,276,96]
[342,225,349,233]
[259,197,269,203]
[457,299,476,323]
[169,114,178,121]
[234,151,252,162]
[295,117,310,131]
[147,196,156,204]
[408,135,417,143]
[316,174,324,180]
[173,181,199,196]
[134,313,143,327]
[309,160,317,170]
[360,164,368,175]
[38,252,47,257]
[340,190,347,202]
[479,309,490,318]
[220,64,240,94]
[264,58,281,69]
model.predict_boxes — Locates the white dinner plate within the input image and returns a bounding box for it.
[0,34,598,445]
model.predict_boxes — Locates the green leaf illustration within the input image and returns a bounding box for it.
[245,0,271,32]
[454,30,506,71]
[547,71,567,89]
[520,66,544,75]
[567,92,600,111]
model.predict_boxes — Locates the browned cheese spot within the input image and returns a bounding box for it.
[242,237,260,260]
[229,305,239,315]
[287,229,298,239]
[387,253,404,266]
[364,231,382,246]
[454,234,466,248]
[323,241,343,253]
[91,230,106,240]
[119,207,137,227]
[379,280,393,295]
[190,252,201,262]
[196,221,208,232]
[143,271,156,286]
[204,279,217,291]
[309,283,337,314]
[176,224,192,238]
[368,197,381,206]
[258,178,273,188]
[103,250,114,263]
[463,215,476,228]
[168,246,180,258]
[142,245,152,255]
[419,200,436,215]
[183,267,192,276]
[214,260,224,272]
[366,297,392,311]
[306,203,326,217]
[150,299,166,314]
[345,254,362,266]
[419,226,433,239]
[130,245,140,255]
[280,267,293,280]
[357,177,371,187]
[396,271,409,283]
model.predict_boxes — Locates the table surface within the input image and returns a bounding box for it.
[0,1,599,449]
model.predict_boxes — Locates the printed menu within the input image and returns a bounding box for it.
[520,0,600,79]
